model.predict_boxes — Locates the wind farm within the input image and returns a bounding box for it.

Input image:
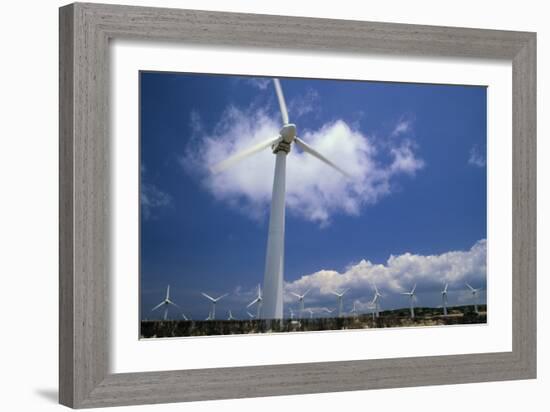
[139,72,488,339]
[141,282,487,338]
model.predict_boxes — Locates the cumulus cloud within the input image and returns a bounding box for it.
[182,105,424,225]
[284,239,487,306]
[468,145,486,167]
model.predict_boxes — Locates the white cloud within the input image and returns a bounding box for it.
[245,78,271,90]
[391,119,411,137]
[182,106,424,225]
[284,239,487,301]
[141,182,172,220]
[288,88,319,119]
[468,145,486,167]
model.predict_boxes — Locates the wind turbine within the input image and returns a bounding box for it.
[465,283,481,313]
[289,307,296,320]
[366,302,377,320]
[441,283,449,316]
[201,292,228,320]
[331,289,349,318]
[211,78,349,320]
[321,307,335,317]
[305,308,314,319]
[227,310,236,320]
[247,284,263,319]
[371,284,383,318]
[290,289,310,319]
[151,285,180,320]
[400,284,417,319]
[350,301,359,318]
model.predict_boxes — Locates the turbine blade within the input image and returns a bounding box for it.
[303,289,311,297]
[168,300,180,309]
[247,298,259,308]
[273,78,289,124]
[294,137,351,177]
[151,301,164,311]
[210,136,281,174]
[411,284,417,294]
[465,283,475,291]
[216,293,229,301]
[166,285,170,300]
[201,292,215,302]
[290,292,301,298]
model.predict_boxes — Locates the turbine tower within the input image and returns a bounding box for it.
[151,285,180,320]
[400,283,417,319]
[331,289,349,318]
[465,283,481,313]
[201,292,228,320]
[371,284,382,318]
[247,284,264,319]
[441,283,449,316]
[290,289,310,319]
[350,301,359,318]
[211,79,349,320]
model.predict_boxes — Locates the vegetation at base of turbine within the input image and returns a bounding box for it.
[140,305,487,338]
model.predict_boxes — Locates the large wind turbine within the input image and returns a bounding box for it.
[441,283,449,316]
[465,283,481,313]
[247,284,264,319]
[211,79,349,320]
[331,289,349,318]
[290,289,310,319]
[400,284,417,319]
[151,285,180,320]
[201,292,228,320]
[371,284,382,318]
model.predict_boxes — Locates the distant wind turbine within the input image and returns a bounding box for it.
[350,301,359,318]
[305,308,315,319]
[201,292,228,320]
[321,307,335,317]
[290,289,310,319]
[331,289,349,318]
[247,284,263,319]
[400,283,417,319]
[371,284,383,318]
[151,285,180,320]
[210,78,349,320]
[289,307,296,320]
[441,283,449,316]
[465,283,481,313]
[227,310,236,320]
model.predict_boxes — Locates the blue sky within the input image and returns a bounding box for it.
[140,72,487,321]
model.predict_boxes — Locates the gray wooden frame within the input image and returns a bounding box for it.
[59,2,536,408]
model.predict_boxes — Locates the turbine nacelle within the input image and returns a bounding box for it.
[279,123,297,143]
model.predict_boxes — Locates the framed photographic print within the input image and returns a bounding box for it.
[59,2,536,408]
